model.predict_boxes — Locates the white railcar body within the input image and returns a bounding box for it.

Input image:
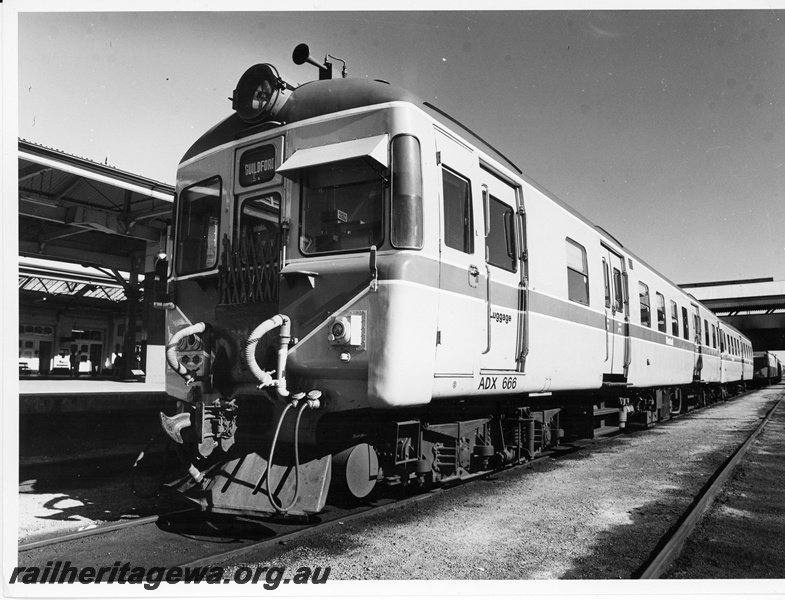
[160,50,755,517]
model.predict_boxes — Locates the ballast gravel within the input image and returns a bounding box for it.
[221,387,784,580]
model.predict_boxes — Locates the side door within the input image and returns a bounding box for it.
[601,245,629,379]
[478,166,523,372]
[691,303,703,381]
[433,128,486,376]
[717,326,727,382]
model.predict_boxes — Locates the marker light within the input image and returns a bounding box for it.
[232,63,288,123]
[328,317,351,345]
[327,314,364,347]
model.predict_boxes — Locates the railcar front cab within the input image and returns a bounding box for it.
[161,46,561,517]
[161,53,438,516]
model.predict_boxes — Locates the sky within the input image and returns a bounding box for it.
[9,4,785,287]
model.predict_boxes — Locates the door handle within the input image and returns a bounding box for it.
[468,264,479,288]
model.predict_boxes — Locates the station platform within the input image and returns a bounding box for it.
[20,377,166,414]
[18,377,173,466]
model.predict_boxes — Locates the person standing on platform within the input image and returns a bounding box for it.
[69,347,78,378]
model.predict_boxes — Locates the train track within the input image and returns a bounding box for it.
[17,388,779,578]
[17,443,579,571]
[18,509,194,553]
[635,392,784,579]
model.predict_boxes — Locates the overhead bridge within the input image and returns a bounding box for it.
[681,278,785,359]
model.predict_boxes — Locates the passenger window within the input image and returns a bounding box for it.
[486,196,516,272]
[712,324,716,349]
[670,300,679,337]
[655,293,666,333]
[638,282,651,327]
[704,319,709,346]
[566,239,589,304]
[681,307,689,341]
[602,259,611,308]
[442,168,473,254]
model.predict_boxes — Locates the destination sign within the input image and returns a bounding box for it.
[239,145,276,187]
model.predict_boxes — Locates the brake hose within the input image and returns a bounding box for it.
[265,397,320,514]
[266,402,297,513]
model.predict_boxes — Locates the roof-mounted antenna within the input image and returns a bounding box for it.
[292,43,348,79]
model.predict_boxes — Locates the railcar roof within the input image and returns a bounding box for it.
[180,77,521,175]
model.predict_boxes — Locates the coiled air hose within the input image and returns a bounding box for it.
[245,314,291,399]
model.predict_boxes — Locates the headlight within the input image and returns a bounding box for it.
[232,63,288,123]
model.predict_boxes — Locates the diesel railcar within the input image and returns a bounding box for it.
[753,351,782,387]
[158,45,754,517]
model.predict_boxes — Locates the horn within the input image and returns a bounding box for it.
[160,412,191,444]
[292,43,332,79]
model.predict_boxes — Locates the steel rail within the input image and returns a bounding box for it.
[174,493,442,569]
[636,392,784,579]
[18,509,195,553]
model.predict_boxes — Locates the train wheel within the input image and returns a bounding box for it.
[331,443,379,500]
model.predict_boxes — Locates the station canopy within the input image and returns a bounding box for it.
[682,278,785,316]
[18,139,174,305]
[19,257,131,313]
